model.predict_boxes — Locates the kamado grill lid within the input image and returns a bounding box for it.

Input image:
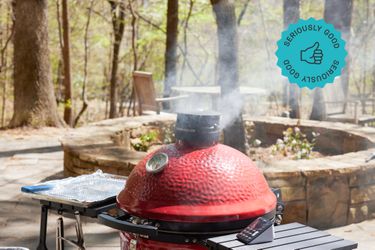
[117,112,276,223]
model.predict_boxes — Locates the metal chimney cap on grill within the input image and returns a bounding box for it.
[175,111,221,148]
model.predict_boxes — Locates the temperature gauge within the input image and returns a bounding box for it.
[146,153,168,174]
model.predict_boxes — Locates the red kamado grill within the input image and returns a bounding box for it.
[99,112,279,249]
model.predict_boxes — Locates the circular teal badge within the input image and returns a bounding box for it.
[276,18,347,89]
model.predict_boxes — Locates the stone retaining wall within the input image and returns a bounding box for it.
[246,116,375,228]
[263,152,375,229]
[62,115,176,176]
[61,115,375,229]
[248,116,373,154]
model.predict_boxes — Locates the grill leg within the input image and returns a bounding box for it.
[56,212,85,250]
[37,205,48,250]
[74,211,85,250]
[56,217,64,250]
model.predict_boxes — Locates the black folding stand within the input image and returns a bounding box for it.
[36,198,116,250]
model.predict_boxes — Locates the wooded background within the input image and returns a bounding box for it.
[0,0,374,128]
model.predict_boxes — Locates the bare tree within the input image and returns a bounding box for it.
[9,0,63,127]
[179,0,193,82]
[55,0,63,105]
[134,9,204,85]
[310,0,353,121]
[310,88,325,121]
[283,0,300,118]
[163,0,179,104]
[362,0,370,113]
[108,0,126,118]
[122,0,138,116]
[128,0,138,71]
[61,0,73,126]
[211,0,246,153]
[324,0,353,98]
[73,0,94,127]
[237,0,251,26]
[0,3,13,127]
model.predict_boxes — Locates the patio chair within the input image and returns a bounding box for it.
[132,71,187,115]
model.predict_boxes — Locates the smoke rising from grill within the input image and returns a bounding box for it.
[173,89,246,130]
[218,90,244,129]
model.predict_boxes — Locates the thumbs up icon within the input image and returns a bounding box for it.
[300,42,323,64]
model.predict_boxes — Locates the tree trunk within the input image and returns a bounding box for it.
[73,0,93,127]
[310,0,352,121]
[109,40,120,118]
[9,0,63,128]
[163,0,179,104]
[323,0,353,99]
[373,49,375,109]
[211,0,246,153]
[108,0,125,118]
[129,0,138,71]
[61,0,73,126]
[373,62,375,113]
[0,2,12,127]
[283,0,300,118]
[310,88,325,120]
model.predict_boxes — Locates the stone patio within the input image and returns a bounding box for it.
[0,121,374,249]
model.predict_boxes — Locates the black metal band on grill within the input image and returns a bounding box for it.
[155,209,276,236]
[100,208,276,244]
[175,112,221,148]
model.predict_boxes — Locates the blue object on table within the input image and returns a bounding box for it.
[21,184,54,193]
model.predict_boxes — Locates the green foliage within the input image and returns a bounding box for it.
[132,130,159,152]
[64,99,72,109]
[272,127,319,160]
[160,124,175,144]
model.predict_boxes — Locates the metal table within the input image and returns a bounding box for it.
[36,197,116,250]
[206,222,358,250]
[21,171,126,250]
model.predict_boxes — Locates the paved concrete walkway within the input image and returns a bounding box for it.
[0,128,119,249]
[0,128,374,249]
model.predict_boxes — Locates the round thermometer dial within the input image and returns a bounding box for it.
[146,153,168,174]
